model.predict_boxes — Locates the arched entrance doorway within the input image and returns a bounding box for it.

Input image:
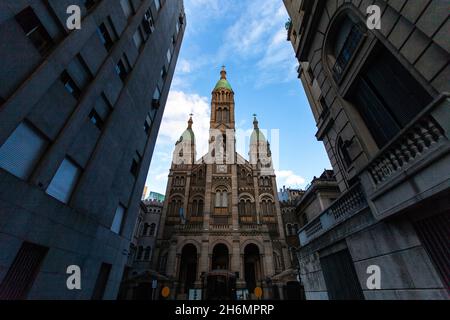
[285,281,305,300]
[205,243,235,300]
[244,244,261,296]
[212,243,229,270]
[179,244,198,295]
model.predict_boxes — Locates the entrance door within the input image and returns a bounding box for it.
[320,249,364,300]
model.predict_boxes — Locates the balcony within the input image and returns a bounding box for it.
[175,224,203,232]
[360,94,450,220]
[299,183,368,246]
[239,215,256,224]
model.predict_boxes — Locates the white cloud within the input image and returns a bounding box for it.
[177,59,192,74]
[276,170,306,189]
[158,90,211,157]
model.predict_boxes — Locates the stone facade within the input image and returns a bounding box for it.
[284,0,449,300]
[118,199,166,300]
[154,68,296,300]
[0,0,185,299]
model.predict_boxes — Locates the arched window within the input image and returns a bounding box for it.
[216,108,222,122]
[247,174,252,184]
[215,192,221,207]
[149,223,156,236]
[239,200,246,215]
[215,189,228,208]
[261,197,274,215]
[144,246,151,260]
[197,199,204,216]
[191,199,198,217]
[286,224,292,236]
[223,108,230,123]
[137,246,144,260]
[222,192,228,207]
[142,223,149,236]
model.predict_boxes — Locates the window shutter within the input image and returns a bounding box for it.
[46,158,81,203]
[111,205,126,234]
[0,122,48,180]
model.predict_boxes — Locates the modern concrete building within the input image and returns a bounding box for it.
[154,68,297,300]
[0,0,185,299]
[284,0,449,299]
[118,198,166,300]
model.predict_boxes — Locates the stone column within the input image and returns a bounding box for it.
[253,173,261,224]
[198,240,209,277]
[203,164,213,230]
[183,173,191,219]
[263,241,275,276]
[231,239,240,274]
[166,241,178,278]
[231,165,239,230]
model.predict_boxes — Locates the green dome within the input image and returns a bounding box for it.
[250,128,266,143]
[176,128,195,145]
[214,78,233,91]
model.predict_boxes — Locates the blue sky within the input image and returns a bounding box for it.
[144,0,331,196]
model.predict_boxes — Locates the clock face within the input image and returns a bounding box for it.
[217,165,227,173]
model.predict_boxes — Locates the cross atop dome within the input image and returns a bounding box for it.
[220,65,227,79]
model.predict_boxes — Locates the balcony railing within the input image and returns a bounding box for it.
[367,113,446,186]
[299,183,367,246]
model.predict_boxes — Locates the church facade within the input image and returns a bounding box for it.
[153,68,294,300]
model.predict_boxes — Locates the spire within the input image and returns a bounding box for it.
[220,65,227,79]
[188,114,193,129]
[253,114,259,129]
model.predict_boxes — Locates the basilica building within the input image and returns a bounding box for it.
[153,68,295,300]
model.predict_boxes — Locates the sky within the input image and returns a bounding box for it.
[144,0,331,196]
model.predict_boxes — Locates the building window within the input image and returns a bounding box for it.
[337,137,352,169]
[142,223,149,235]
[115,54,131,83]
[130,152,142,178]
[97,22,114,51]
[133,29,144,50]
[142,8,155,35]
[0,242,49,300]
[91,263,112,300]
[149,223,156,236]
[144,246,151,260]
[46,158,81,204]
[215,190,228,208]
[120,0,134,19]
[154,0,161,11]
[0,122,48,180]
[111,204,126,234]
[167,48,172,64]
[161,65,167,80]
[60,71,81,100]
[152,85,161,108]
[89,94,112,131]
[144,115,152,134]
[136,246,144,260]
[349,47,433,148]
[331,17,364,82]
[89,109,104,130]
[15,7,53,55]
